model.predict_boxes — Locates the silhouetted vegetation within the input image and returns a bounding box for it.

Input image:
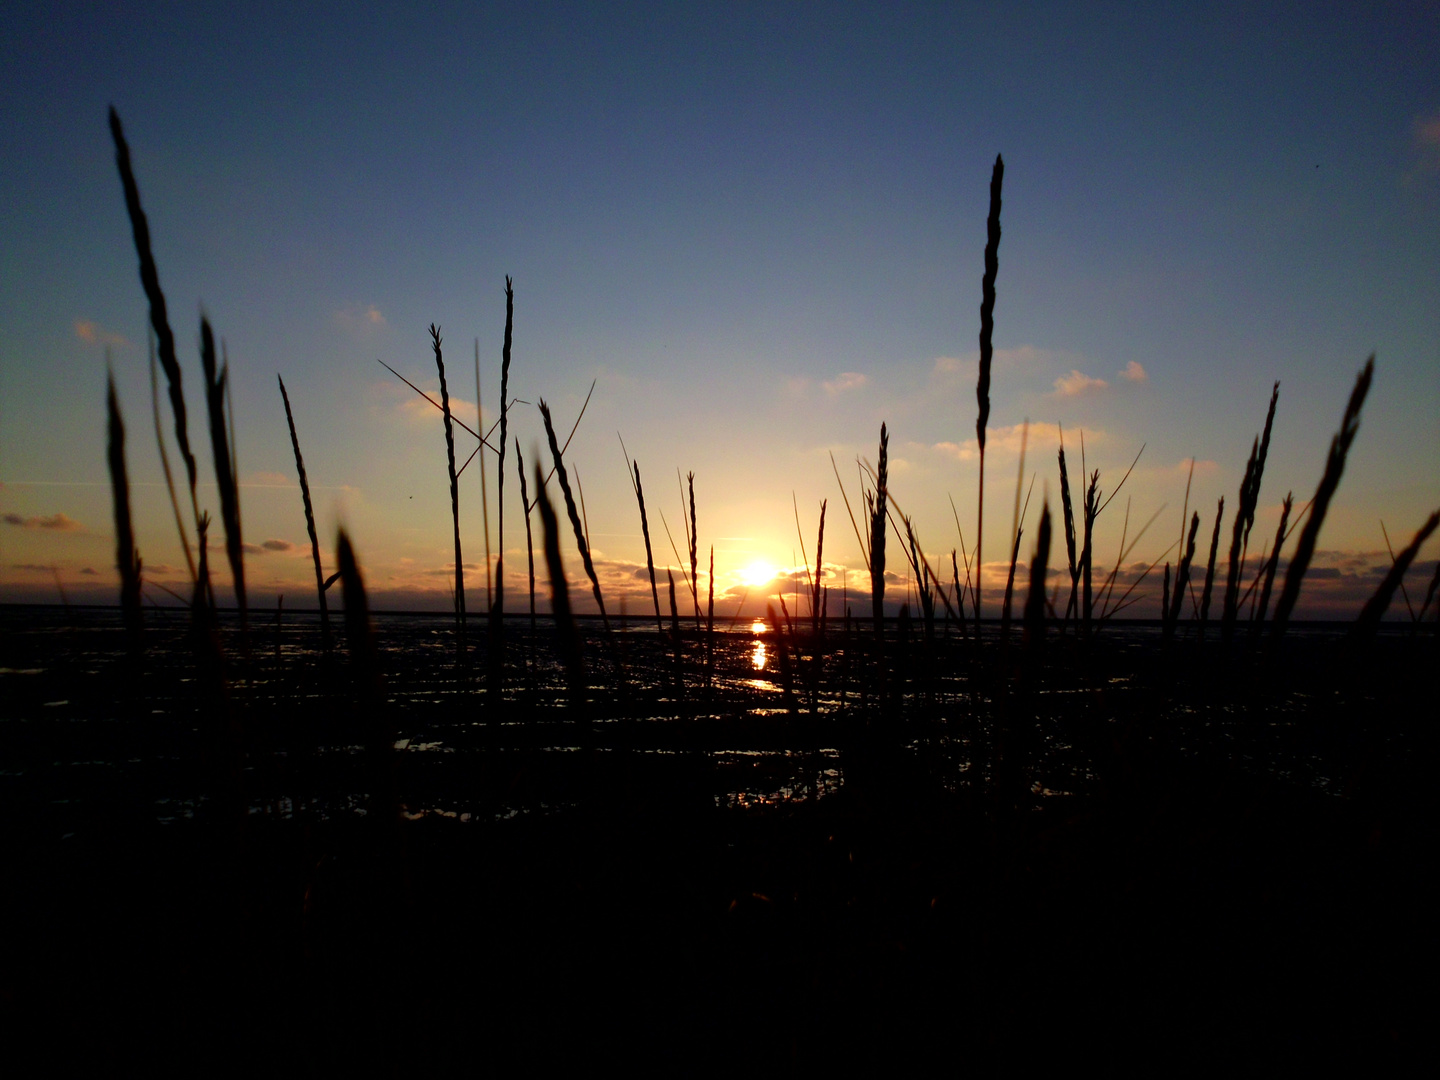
[0,113,1432,1071]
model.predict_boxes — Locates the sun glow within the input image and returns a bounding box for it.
[741,561,776,588]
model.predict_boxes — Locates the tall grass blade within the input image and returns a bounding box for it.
[431,325,465,637]
[200,320,246,625]
[107,370,142,651]
[1199,497,1224,629]
[1080,467,1098,631]
[976,153,1004,623]
[1254,494,1292,627]
[1379,520,1418,621]
[539,399,608,628]
[1220,436,1259,637]
[533,463,583,703]
[475,341,492,612]
[830,450,869,572]
[1272,356,1374,638]
[628,460,663,632]
[1022,501,1052,651]
[1246,382,1280,549]
[1418,556,1440,623]
[109,107,200,532]
[494,277,513,622]
[1220,383,1278,637]
[150,332,195,582]
[687,472,700,627]
[814,500,827,637]
[1166,512,1200,637]
[707,545,715,690]
[1057,428,1078,623]
[1354,510,1439,635]
[278,374,331,650]
[515,440,536,633]
[869,424,889,636]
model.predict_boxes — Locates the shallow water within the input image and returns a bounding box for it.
[0,603,1418,838]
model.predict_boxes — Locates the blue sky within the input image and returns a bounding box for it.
[2,2,1437,617]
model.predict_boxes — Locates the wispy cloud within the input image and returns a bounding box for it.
[1167,456,1218,479]
[241,539,295,555]
[1119,360,1148,383]
[3,512,82,531]
[399,390,481,427]
[932,345,1062,380]
[1053,369,1108,397]
[933,421,1105,462]
[823,372,867,395]
[335,304,387,335]
[74,318,128,348]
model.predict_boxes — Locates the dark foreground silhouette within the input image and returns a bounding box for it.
[0,607,1428,1069]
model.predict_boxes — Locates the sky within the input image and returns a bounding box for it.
[2,2,1437,620]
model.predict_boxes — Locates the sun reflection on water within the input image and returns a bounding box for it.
[750,619,768,671]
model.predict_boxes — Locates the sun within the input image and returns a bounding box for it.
[741,561,776,588]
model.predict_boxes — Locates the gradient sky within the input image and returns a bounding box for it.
[2,2,1437,619]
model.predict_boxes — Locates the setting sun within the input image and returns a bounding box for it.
[741,561,776,588]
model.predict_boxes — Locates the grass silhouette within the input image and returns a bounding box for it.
[6,111,1432,1072]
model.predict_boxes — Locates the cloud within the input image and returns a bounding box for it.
[933,422,1103,463]
[3,512,82,531]
[399,391,481,427]
[932,345,1062,381]
[1119,360,1148,383]
[262,538,295,552]
[12,563,54,572]
[80,567,98,575]
[74,318,128,348]
[823,372,867,395]
[1156,457,1219,481]
[335,304,387,335]
[1053,370,1108,397]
